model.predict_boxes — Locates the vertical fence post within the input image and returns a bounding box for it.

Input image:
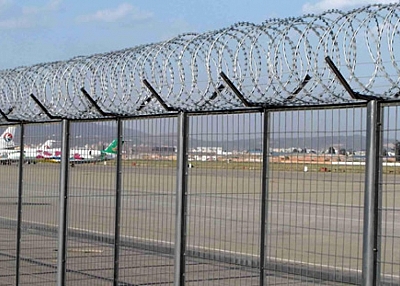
[57,119,70,286]
[174,112,189,286]
[113,118,123,285]
[362,100,382,286]
[260,110,271,284]
[376,106,384,286]
[373,101,383,285]
[16,123,24,286]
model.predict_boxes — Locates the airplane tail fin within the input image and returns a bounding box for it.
[101,139,119,154]
[39,140,56,150]
[0,126,16,149]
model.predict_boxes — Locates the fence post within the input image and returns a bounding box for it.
[362,100,382,286]
[16,123,24,286]
[113,118,123,285]
[174,112,189,286]
[57,119,70,286]
[260,110,271,285]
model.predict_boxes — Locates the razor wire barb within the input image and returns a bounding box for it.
[0,3,399,122]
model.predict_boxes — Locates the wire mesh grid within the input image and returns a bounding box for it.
[265,107,367,285]
[0,104,398,285]
[380,103,400,285]
[118,117,177,285]
[184,113,263,285]
[14,123,61,285]
[64,121,117,284]
[0,125,20,285]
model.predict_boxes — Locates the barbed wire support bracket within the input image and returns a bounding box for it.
[80,87,117,117]
[286,74,312,101]
[201,84,226,106]
[30,94,63,120]
[220,71,257,107]
[0,107,21,123]
[325,57,379,101]
[140,79,177,112]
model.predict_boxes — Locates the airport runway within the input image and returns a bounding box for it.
[0,163,399,284]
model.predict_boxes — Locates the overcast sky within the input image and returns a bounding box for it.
[0,0,396,69]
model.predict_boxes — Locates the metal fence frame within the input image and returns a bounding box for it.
[1,98,399,285]
[0,4,399,284]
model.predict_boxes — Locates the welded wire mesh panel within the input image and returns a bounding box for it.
[118,117,177,284]
[265,107,367,285]
[380,103,400,284]
[17,123,61,285]
[185,113,262,285]
[0,125,20,284]
[65,121,117,284]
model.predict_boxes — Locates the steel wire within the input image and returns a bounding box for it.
[0,4,399,122]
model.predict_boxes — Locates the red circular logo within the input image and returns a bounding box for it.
[3,132,12,142]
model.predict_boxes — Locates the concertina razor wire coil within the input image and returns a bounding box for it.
[0,3,399,122]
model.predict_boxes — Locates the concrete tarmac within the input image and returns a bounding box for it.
[0,163,398,285]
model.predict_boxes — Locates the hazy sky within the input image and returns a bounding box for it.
[0,0,395,70]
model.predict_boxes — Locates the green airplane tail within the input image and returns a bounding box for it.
[101,139,118,154]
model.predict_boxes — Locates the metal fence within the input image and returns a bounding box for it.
[0,3,398,285]
[0,99,398,285]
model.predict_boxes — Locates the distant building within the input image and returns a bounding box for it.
[190,155,217,162]
[191,147,223,154]
[248,149,263,156]
[152,146,176,153]
[354,150,366,157]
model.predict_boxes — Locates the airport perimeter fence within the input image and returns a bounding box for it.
[0,100,399,285]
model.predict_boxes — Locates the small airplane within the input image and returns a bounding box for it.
[49,139,119,163]
[4,136,120,165]
[7,139,57,164]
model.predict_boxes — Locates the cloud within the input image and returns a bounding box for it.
[22,0,61,15]
[77,3,153,23]
[302,0,396,14]
[0,0,61,29]
[0,17,30,29]
[0,0,12,14]
[0,0,11,7]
